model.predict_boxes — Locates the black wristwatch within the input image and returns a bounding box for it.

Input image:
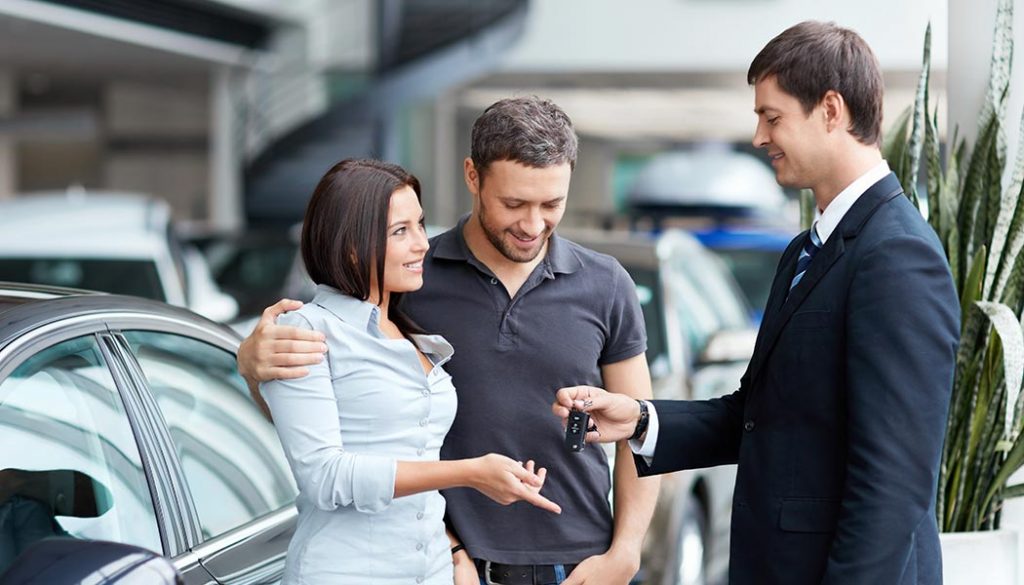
[630,400,650,441]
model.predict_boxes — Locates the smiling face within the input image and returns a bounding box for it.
[751,75,832,193]
[374,185,429,298]
[465,159,571,264]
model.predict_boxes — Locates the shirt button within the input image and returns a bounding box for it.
[417,512,424,520]
[420,418,428,427]
[422,389,429,397]
[490,277,498,285]
[416,543,423,551]
[744,420,755,432]
[416,578,423,583]
[416,448,425,456]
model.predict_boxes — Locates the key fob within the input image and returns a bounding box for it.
[565,409,590,453]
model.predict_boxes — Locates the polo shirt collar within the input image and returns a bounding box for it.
[432,214,582,275]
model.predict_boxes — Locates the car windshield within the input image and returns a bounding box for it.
[0,258,165,301]
[712,248,784,315]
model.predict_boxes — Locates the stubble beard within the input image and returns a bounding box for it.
[478,212,547,264]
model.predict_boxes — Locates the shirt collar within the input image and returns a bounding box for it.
[432,214,582,275]
[408,333,455,366]
[312,284,380,332]
[814,160,891,244]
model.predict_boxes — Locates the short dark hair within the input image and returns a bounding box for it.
[301,158,422,334]
[470,96,578,184]
[747,21,884,146]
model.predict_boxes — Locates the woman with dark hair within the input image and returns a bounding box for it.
[259,159,559,585]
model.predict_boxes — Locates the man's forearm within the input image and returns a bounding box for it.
[610,440,660,558]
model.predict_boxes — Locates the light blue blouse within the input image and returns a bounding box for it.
[261,284,457,585]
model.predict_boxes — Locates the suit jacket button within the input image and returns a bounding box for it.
[744,420,755,432]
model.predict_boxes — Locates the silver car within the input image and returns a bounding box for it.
[0,282,297,584]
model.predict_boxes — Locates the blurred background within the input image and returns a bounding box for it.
[0,0,955,325]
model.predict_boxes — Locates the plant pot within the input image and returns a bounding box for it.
[940,529,1020,585]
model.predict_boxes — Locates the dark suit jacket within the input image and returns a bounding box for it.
[638,173,960,584]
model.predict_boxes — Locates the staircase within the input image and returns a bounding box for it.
[243,0,529,225]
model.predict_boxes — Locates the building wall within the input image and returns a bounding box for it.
[501,0,948,73]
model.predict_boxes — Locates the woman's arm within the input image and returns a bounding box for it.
[263,313,560,514]
[396,458,560,513]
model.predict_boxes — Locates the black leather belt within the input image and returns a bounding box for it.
[475,560,578,585]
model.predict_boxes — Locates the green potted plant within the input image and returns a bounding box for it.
[876,0,1023,581]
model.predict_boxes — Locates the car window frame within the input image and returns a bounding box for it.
[0,320,177,557]
[97,315,298,568]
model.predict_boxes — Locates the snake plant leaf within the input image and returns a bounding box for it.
[960,115,998,277]
[947,227,961,296]
[999,251,1024,316]
[943,137,966,249]
[989,110,1024,302]
[905,23,931,216]
[884,106,912,186]
[980,428,1024,522]
[974,301,1024,440]
[977,0,1014,155]
[799,188,815,231]
[925,106,943,230]
[961,246,988,317]
[1004,483,1024,499]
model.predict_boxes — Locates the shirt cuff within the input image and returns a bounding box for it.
[628,400,659,462]
[350,455,397,513]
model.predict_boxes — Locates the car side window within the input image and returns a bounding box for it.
[122,331,296,541]
[0,335,162,574]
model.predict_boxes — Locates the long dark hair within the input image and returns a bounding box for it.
[301,158,424,335]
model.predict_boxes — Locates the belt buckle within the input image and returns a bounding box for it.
[483,560,499,585]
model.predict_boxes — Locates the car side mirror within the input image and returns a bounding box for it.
[0,538,181,585]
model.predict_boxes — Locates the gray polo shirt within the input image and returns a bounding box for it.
[401,216,647,565]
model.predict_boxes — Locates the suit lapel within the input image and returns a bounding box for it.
[746,172,905,386]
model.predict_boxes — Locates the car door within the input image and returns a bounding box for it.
[110,325,297,584]
[0,330,215,584]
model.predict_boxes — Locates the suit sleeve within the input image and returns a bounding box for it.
[633,375,748,476]
[823,235,959,582]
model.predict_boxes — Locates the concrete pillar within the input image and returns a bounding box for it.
[0,69,16,199]
[209,65,242,230]
[432,92,459,228]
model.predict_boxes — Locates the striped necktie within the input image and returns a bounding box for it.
[789,226,822,292]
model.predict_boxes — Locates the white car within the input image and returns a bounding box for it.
[0,191,238,322]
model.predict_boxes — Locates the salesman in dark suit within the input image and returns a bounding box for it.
[553,21,960,585]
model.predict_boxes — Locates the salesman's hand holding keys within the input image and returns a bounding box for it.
[552,385,645,444]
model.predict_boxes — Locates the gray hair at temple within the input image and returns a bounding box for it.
[470,96,579,185]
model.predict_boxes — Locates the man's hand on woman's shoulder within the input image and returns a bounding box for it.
[238,299,327,384]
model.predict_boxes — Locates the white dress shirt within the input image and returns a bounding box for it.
[631,160,892,459]
[262,284,457,585]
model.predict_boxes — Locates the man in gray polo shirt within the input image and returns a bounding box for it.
[238,96,659,585]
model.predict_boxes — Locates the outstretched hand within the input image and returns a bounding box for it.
[552,385,642,444]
